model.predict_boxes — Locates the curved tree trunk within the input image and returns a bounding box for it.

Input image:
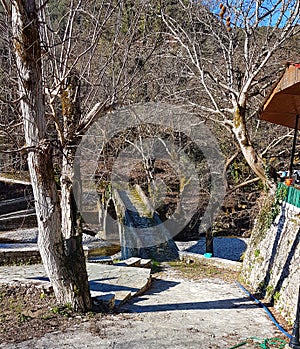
[11,0,91,312]
[231,105,274,190]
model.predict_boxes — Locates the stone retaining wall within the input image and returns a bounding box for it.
[241,195,300,322]
[0,249,41,266]
[0,212,37,231]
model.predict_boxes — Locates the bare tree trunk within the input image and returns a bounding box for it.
[232,105,272,188]
[60,72,91,311]
[205,228,214,255]
[11,0,91,312]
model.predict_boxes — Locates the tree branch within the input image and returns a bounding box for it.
[227,177,260,195]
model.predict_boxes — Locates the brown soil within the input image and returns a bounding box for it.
[0,283,104,344]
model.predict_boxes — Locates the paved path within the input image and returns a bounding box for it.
[0,266,287,349]
[0,263,151,309]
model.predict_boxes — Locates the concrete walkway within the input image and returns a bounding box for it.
[0,235,288,349]
[0,263,151,310]
[0,266,287,349]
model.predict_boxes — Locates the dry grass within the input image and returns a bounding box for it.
[161,260,240,283]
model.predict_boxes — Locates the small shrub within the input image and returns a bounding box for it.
[40,293,46,300]
[18,313,32,323]
[273,291,281,302]
[266,285,274,298]
[51,304,72,317]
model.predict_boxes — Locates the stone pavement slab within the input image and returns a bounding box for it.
[0,263,151,310]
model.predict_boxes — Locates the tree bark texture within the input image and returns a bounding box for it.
[11,0,91,312]
[231,105,272,188]
[60,73,91,311]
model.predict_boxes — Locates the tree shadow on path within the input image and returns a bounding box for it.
[120,278,257,314]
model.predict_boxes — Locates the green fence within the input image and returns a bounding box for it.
[278,182,300,208]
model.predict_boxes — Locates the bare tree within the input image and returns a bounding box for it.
[160,0,300,189]
[1,0,158,311]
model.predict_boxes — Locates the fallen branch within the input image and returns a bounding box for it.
[227,177,260,195]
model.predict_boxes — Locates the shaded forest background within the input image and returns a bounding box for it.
[0,0,299,239]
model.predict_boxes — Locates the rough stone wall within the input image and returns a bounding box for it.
[0,250,41,266]
[241,196,300,322]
